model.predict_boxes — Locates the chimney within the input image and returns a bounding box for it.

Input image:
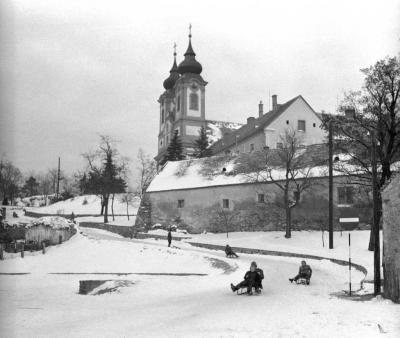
[272,94,278,111]
[247,116,255,126]
[258,100,263,117]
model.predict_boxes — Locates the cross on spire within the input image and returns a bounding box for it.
[189,23,192,38]
[173,42,177,56]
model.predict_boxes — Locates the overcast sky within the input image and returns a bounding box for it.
[0,0,399,177]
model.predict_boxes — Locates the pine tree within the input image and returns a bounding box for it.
[193,125,212,158]
[164,130,185,162]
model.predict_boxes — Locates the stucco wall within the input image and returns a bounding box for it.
[224,131,266,154]
[148,176,371,233]
[382,175,400,302]
[265,97,326,148]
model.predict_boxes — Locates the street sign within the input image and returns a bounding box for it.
[338,207,359,230]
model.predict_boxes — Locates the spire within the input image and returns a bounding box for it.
[163,43,180,90]
[170,42,178,72]
[184,23,195,56]
[178,24,202,75]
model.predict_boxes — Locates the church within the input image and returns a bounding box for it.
[155,27,327,165]
[140,28,368,234]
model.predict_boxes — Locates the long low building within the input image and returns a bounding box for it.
[142,155,372,233]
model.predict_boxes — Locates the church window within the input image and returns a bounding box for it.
[177,199,185,208]
[313,122,316,127]
[189,92,199,110]
[177,96,181,111]
[161,109,165,124]
[257,194,265,203]
[250,144,255,152]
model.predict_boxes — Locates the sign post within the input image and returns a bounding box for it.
[338,207,359,297]
[348,233,352,296]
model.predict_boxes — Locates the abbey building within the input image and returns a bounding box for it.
[155,28,327,164]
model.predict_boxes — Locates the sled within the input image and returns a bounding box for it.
[237,287,262,295]
[295,278,310,285]
[226,253,239,258]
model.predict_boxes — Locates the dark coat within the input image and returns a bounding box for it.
[244,271,259,283]
[299,264,312,277]
[167,231,172,242]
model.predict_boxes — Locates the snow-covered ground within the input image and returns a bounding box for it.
[0,227,398,337]
[187,230,379,280]
[27,194,139,216]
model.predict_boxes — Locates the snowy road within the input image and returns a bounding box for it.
[0,228,399,338]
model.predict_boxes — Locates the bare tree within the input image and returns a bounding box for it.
[322,56,400,251]
[37,173,53,205]
[133,149,157,230]
[0,158,22,204]
[235,129,322,238]
[82,135,128,223]
[135,149,157,201]
[120,191,135,220]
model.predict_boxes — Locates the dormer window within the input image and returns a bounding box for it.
[189,92,199,110]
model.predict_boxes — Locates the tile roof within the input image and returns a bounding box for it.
[210,95,302,154]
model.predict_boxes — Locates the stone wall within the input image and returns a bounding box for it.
[79,221,190,241]
[382,174,400,303]
[147,176,372,233]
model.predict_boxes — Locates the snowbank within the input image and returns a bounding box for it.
[27,194,139,216]
[27,216,75,230]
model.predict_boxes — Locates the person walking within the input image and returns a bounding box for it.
[167,228,172,247]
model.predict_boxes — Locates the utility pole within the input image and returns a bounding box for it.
[371,131,380,295]
[328,120,334,249]
[56,157,61,200]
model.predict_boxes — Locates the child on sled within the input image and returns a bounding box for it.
[225,244,239,258]
[289,260,312,284]
[230,261,264,295]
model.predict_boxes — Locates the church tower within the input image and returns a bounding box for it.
[155,26,207,164]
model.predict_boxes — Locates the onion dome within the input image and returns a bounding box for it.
[177,25,202,75]
[163,46,180,90]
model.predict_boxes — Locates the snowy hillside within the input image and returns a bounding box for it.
[207,120,243,145]
[0,227,398,337]
[28,194,139,215]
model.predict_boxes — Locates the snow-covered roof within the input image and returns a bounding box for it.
[147,156,347,193]
[26,216,75,230]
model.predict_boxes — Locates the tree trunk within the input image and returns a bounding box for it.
[368,191,382,251]
[285,207,291,238]
[126,201,129,220]
[284,186,291,238]
[103,195,109,223]
[100,196,104,215]
[111,193,115,221]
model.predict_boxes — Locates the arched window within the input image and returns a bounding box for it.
[177,96,180,111]
[189,92,199,110]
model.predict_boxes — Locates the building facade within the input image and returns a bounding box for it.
[210,95,327,155]
[155,31,208,164]
[142,158,372,233]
